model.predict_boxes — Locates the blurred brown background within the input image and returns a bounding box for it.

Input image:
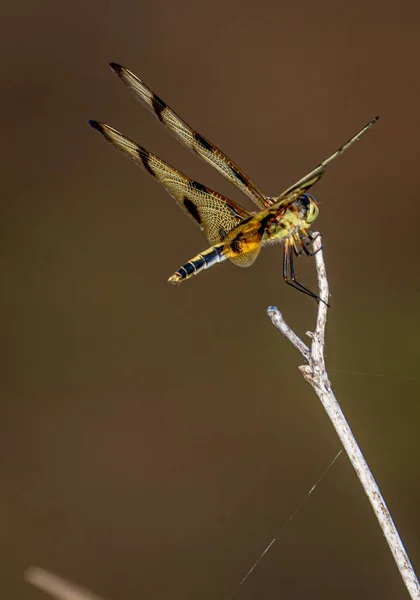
[1,0,419,598]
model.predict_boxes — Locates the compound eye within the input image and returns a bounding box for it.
[306,195,319,224]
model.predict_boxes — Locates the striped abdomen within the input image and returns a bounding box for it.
[168,244,226,284]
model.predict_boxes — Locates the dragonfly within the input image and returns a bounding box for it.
[89,63,378,301]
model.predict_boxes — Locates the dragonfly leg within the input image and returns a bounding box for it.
[299,231,323,257]
[283,243,330,306]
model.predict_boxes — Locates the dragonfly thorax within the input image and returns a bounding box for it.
[265,193,319,243]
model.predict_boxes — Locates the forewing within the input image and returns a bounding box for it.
[89,121,252,246]
[272,116,379,210]
[109,63,270,210]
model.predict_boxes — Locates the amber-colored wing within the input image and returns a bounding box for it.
[108,62,270,210]
[271,116,379,210]
[168,212,270,284]
[88,121,252,246]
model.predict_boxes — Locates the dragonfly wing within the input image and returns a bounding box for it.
[89,121,252,247]
[273,116,379,209]
[222,217,263,267]
[226,243,261,267]
[109,63,270,210]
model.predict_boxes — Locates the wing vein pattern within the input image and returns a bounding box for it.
[109,62,270,209]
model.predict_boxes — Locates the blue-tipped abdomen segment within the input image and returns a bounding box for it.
[168,244,226,284]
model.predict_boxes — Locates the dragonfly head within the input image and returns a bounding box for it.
[297,193,319,225]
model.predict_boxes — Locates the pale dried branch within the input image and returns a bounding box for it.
[267,233,420,600]
[25,567,108,600]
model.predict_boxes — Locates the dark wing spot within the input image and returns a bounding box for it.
[231,238,242,254]
[191,180,208,194]
[229,165,248,188]
[219,227,227,241]
[258,214,274,234]
[88,120,102,132]
[194,132,213,153]
[152,93,166,122]
[137,147,155,177]
[183,197,202,225]
[109,62,123,75]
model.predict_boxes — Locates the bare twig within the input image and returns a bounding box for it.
[24,236,418,600]
[267,233,420,600]
[25,567,107,600]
